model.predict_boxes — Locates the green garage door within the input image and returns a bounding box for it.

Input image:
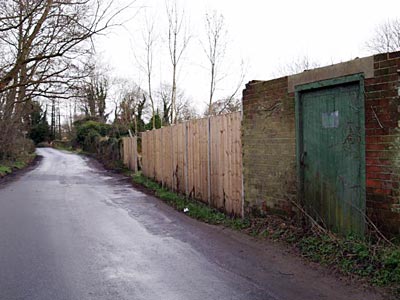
[296,75,366,236]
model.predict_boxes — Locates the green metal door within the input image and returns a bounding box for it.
[296,75,366,236]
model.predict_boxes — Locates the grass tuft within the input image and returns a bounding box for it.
[12,161,26,169]
[132,172,250,228]
[0,165,12,176]
[297,234,400,291]
[0,153,36,177]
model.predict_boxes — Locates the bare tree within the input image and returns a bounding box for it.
[165,0,190,124]
[157,83,172,126]
[205,97,241,116]
[157,82,197,124]
[366,18,400,53]
[0,0,133,159]
[113,79,148,134]
[203,60,245,116]
[201,10,246,117]
[136,15,157,129]
[176,96,198,122]
[203,11,226,115]
[274,55,320,77]
[78,58,110,123]
[82,76,109,122]
[0,0,132,96]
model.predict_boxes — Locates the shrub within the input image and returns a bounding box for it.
[75,120,111,145]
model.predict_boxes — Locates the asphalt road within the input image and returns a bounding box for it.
[0,148,383,300]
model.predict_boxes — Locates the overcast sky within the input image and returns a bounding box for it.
[96,0,400,113]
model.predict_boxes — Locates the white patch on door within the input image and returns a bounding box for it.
[322,111,339,128]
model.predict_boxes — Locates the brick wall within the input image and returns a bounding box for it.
[242,51,400,235]
[242,77,297,216]
[365,52,400,235]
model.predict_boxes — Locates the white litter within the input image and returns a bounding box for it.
[183,207,189,213]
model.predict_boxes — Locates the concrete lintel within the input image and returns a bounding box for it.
[288,56,374,93]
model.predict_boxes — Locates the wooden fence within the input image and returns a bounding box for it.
[141,112,243,216]
[121,136,138,173]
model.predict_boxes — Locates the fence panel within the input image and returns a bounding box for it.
[122,136,138,172]
[186,118,209,202]
[138,112,243,216]
[141,131,149,177]
[162,126,174,188]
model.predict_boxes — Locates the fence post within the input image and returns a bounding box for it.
[184,122,189,197]
[160,128,163,186]
[133,136,138,173]
[207,117,211,205]
[239,112,245,218]
[152,130,156,180]
[171,126,175,191]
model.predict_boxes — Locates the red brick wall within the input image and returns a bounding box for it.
[365,52,400,235]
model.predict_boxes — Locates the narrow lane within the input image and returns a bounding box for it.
[0,148,382,300]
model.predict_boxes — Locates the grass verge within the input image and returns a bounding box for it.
[132,172,250,230]
[0,153,36,177]
[298,235,400,287]
[245,217,400,297]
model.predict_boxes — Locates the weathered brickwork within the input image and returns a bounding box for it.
[242,77,297,216]
[365,51,400,235]
[242,51,400,235]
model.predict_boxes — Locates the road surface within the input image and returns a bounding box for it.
[0,148,383,300]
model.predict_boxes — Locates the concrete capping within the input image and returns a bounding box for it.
[288,56,374,92]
